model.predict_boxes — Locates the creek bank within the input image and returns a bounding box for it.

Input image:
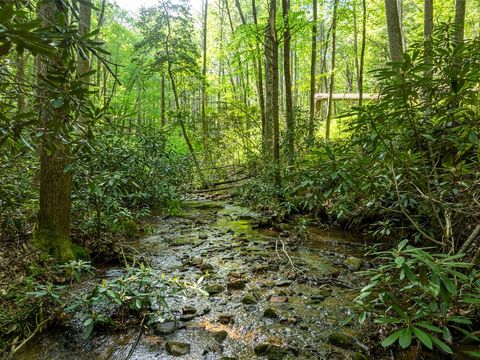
[16,194,384,359]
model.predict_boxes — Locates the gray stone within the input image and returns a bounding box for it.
[200,263,214,272]
[205,284,224,295]
[275,279,293,287]
[227,279,247,290]
[166,341,191,356]
[263,307,278,319]
[327,331,356,349]
[242,294,257,305]
[191,256,204,266]
[254,343,287,359]
[154,321,176,335]
[218,314,234,324]
[344,256,362,271]
[213,330,228,342]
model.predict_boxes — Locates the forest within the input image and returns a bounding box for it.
[0,0,479,358]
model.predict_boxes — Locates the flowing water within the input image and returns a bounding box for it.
[17,196,374,360]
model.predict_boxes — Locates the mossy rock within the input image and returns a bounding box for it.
[327,331,356,349]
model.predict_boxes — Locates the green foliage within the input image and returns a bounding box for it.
[242,26,480,251]
[354,240,480,354]
[72,126,192,238]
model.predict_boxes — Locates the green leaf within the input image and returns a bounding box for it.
[469,131,478,145]
[464,351,480,358]
[412,327,432,350]
[430,335,453,354]
[52,98,64,109]
[399,327,412,349]
[382,329,402,347]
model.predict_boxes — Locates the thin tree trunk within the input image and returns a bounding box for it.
[353,0,360,91]
[202,0,208,155]
[454,0,466,43]
[308,0,317,142]
[325,0,338,143]
[265,0,280,185]
[78,0,91,126]
[16,53,26,114]
[282,0,294,161]
[162,4,208,188]
[358,0,366,107]
[36,0,75,262]
[385,0,403,62]
[252,0,266,153]
[161,72,166,127]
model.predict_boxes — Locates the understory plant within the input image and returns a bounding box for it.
[354,240,480,357]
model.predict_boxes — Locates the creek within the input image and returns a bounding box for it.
[17,195,375,360]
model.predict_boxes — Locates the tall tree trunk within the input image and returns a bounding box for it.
[16,52,26,114]
[424,0,433,66]
[265,0,280,185]
[358,0,366,106]
[282,0,294,161]
[353,0,360,91]
[308,0,317,142]
[162,5,208,188]
[454,0,466,44]
[252,0,266,153]
[234,0,246,24]
[202,0,208,153]
[161,72,166,127]
[385,0,403,62]
[325,0,338,143]
[35,0,75,262]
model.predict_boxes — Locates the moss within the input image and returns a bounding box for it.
[119,219,139,238]
[32,230,76,263]
[72,244,89,260]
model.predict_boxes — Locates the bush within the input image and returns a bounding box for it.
[353,240,480,356]
[72,126,192,238]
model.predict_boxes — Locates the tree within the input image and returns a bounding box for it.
[201,0,208,151]
[35,0,76,261]
[308,0,317,142]
[358,0,367,107]
[282,0,294,160]
[251,0,266,152]
[454,0,466,44]
[137,0,208,187]
[385,0,403,62]
[264,0,279,164]
[325,0,338,143]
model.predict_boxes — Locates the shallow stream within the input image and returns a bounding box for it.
[17,196,374,360]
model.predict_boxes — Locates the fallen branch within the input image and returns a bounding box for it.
[458,224,480,255]
[7,313,56,360]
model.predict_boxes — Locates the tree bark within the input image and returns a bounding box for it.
[201,0,208,153]
[282,0,294,161]
[252,0,266,153]
[308,0,317,142]
[325,0,338,143]
[161,72,166,127]
[358,0,366,107]
[16,52,26,114]
[385,0,403,62]
[265,0,280,185]
[36,0,75,262]
[454,0,466,44]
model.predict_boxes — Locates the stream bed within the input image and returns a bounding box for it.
[16,196,376,360]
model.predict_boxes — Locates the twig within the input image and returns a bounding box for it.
[125,316,145,360]
[458,224,480,255]
[7,313,56,360]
